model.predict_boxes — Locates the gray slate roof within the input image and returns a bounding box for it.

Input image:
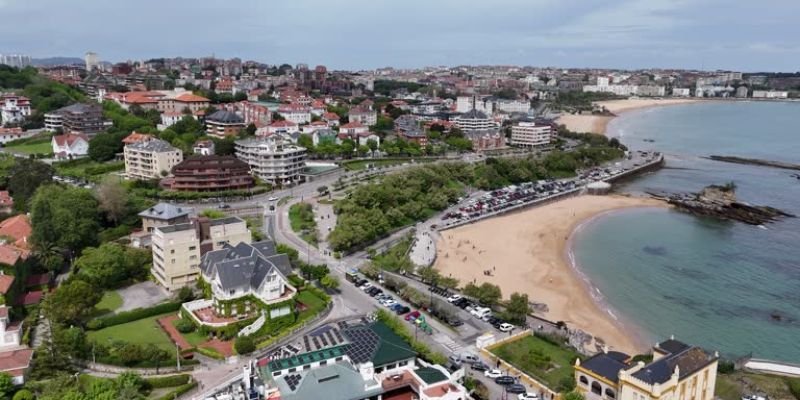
[127,138,180,153]
[200,241,293,293]
[207,110,244,124]
[138,203,193,220]
[460,109,489,119]
[275,362,381,400]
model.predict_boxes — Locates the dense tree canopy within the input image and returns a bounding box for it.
[7,159,54,210]
[30,185,100,252]
[42,279,102,325]
[75,242,151,288]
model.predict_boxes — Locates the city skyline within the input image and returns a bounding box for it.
[1,0,799,71]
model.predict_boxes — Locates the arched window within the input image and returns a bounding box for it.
[605,388,616,399]
[591,381,602,395]
[579,375,589,385]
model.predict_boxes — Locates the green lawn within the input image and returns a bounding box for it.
[171,319,207,347]
[490,334,581,391]
[54,160,125,181]
[87,313,175,352]
[715,372,798,400]
[93,291,123,316]
[5,140,53,155]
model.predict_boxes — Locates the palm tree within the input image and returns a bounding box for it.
[36,241,65,275]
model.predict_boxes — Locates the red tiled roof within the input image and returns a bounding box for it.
[0,191,12,208]
[269,120,298,128]
[175,93,210,102]
[16,290,47,306]
[323,112,340,120]
[340,121,365,129]
[0,349,34,377]
[25,273,49,288]
[0,215,31,248]
[122,132,153,144]
[0,276,12,295]
[0,306,7,318]
[0,246,22,267]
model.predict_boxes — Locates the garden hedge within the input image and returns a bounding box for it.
[144,374,192,389]
[87,301,182,330]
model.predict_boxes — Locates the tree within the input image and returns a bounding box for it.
[7,158,53,210]
[30,185,100,252]
[200,209,226,219]
[562,391,584,400]
[438,276,459,290]
[42,279,102,325]
[95,176,129,224]
[477,282,502,306]
[12,389,35,400]
[36,241,65,274]
[367,139,378,154]
[320,275,340,292]
[0,372,13,400]
[178,286,195,303]
[316,185,328,195]
[75,243,151,288]
[506,292,530,324]
[297,134,313,149]
[88,132,126,161]
[234,336,255,355]
[417,266,441,285]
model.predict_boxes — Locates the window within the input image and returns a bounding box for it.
[320,360,327,366]
[579,376,589,385]
[288,368,296,373]
[189,246,196,250]
[605,388,616,399]
[591,382,602,395]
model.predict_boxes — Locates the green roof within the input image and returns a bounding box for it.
[369,321,416,366]
[415,367,448,385]
[268,345,347,372]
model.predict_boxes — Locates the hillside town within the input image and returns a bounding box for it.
[0,47,797,400]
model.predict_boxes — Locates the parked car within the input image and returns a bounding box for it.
[484,369,502,379]
[359,282,372,291]
[494,376,515,385]
[405,311,421,322]
[471,362,489,372]
[446,294,462,303]
[498,323,515,332]
[460,353,480,364]
[518,393,540,400]
[394,306,410,315]
[448,354,462,367]
[382,299,397,308]
[447,318,464,327]
[506,384,527,394]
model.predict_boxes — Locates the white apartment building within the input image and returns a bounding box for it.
[495,99,531,114]
[511,120,552,148]
[124,138,183,180]
[752,90,789,99]
[456,95,493,114]
[0,94,31,125]
[453,109,496,132]
[235,137,307,186]
[672,88,691,97]
[151,216,251,291]
[277,104,312,124]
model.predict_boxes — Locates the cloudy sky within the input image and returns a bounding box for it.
[1,0,799,71]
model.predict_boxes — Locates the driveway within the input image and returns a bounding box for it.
[116,281,170,312]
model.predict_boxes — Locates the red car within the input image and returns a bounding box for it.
[405,310,421,322]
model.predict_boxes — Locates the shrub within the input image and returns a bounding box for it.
[177,286,195,303]
[235,336,256,355]
[717,359,735,374]
[155,382,198,400]
[786,377,800,400]
[174,318,195,334]
[143,374,191,389]
[12,389,35,400]
[87,301,182,330]
[196,347,224,360]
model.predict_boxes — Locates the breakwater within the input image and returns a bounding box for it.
[706,155,800,171]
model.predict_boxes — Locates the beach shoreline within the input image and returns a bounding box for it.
[556,98,704,135]
[434,194,667,355]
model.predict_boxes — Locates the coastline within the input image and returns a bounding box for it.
[434,194,667,355]
[556,98,705,135]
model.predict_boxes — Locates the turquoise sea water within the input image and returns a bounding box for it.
[571,101,800,361]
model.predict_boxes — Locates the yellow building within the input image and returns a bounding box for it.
[574,338,718,400]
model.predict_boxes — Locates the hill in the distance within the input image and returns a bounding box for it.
[32,57,83,66]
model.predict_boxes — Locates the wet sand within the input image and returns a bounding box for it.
[556,98,703,135]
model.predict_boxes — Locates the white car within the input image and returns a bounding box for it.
[446,294,462,303]
[383,300,397,308]
[518,393,540,400]
[360,282,372,291]
[484,369,502,379]
[268,196,278,201]
[498,323,515,332]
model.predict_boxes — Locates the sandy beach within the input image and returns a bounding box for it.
[435,194,667,354]
[556,98,703,135]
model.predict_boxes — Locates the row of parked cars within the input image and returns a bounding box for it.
[430,289,516,333]
[355,279,412,315]
[443,179,579,222]
[448,353,539,400]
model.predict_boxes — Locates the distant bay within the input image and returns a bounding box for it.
[571,101,800,362]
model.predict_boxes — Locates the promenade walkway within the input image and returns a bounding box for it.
[409,229,436,267]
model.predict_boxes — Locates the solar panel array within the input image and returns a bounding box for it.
[343,326,380,364]
[285,374,302,391]
[304,325,346,351]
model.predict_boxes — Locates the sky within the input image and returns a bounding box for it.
[1,0,799,72]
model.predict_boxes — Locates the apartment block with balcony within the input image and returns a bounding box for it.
[124,138,183,180]
[167,155,255,192]
[205,110,246,138]
[43,103,108,135]
[151,216,251,291]
[235,137,307,186]
[510,119,552,148]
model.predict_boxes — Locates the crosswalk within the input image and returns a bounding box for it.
[434,333,463,354]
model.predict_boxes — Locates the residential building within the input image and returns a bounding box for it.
[51,133,89,159]
[121,131,154,145]
[84,52,99,71]
[311,128,337,147]
[255,319,466,400]
[0,192,12,214]
[510,119,552,148]
[43,103,108,135]
[261,120,299,137]
[0,306,34,384]
[151,216,251,291]
[277,104,312,125]
[138,203,193,233]
[752,90,789,99]
[0,215,31,267]
[124,138,183,180]
[195,241,296,320]
[453,109,496,132]
[0,127,24,144]
[206,110,246,138]
[167,155,255,192]
[495,99,531,114]
[301,121,328,134]
[348,106,377,126]
[399,130,428,147]
[735,86,749,98]
[322,112,340,127]
[574,338,718,400]
[672,88,691,97]
[0,54,31,68]
[235,137,307,186]
[193,140,215,155]
[158,92,210,114]
[339,121,368,136]
[0,95,31,125]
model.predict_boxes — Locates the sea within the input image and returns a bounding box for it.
[570,101,800,362]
